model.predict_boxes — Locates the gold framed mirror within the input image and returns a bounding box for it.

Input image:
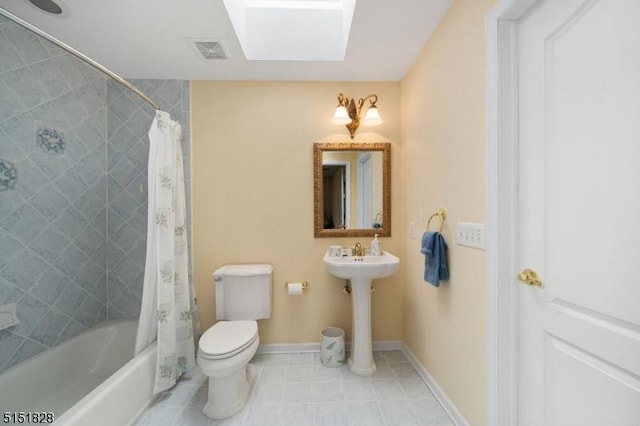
[314,142,391,238]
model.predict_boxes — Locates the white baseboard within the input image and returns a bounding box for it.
[257,340,402,354]
[257,342,319,354]
[401,343,470,426]
[372,340,403,351]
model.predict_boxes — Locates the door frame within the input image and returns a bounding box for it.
[486,0,540,424]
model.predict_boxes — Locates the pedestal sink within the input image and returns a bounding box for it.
[323,251,400,375]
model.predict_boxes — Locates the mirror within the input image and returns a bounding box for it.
[314,142,391,237]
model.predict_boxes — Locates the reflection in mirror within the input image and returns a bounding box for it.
[322,152,383,229]
[314,142,390,238]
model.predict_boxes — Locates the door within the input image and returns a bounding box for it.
[331,166,345,228]
[517,0,640,425]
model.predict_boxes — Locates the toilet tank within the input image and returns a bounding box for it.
[214,264,273,321]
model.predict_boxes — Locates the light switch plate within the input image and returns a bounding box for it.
[457,223,486,250]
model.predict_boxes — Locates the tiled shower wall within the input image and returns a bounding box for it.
[0,16,109,372]
[0,14,191,371]
[106,79,191,319]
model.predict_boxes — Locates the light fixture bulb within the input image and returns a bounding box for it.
[363,105,382,125]
[332,105,351,125]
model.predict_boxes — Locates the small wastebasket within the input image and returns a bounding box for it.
[320,327,345,367]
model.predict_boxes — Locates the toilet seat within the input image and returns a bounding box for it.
[199,320,258,360]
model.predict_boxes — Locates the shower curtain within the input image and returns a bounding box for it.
[135,110,200,394]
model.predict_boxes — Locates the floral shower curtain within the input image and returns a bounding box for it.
[135,110,200,394]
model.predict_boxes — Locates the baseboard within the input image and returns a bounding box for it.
[257,342,318,354]
[371,340,403,351]
[257,340,403,354]
[401,343,470,426]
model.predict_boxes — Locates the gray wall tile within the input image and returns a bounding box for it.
[31,268,69,305]
[0,79,23,121]
[0,17,191,371]
[29,59,69,98]
[1,22,48,64]
[29,309,69,346]
[0,29,23,72]
[0,249,48,291]
[1,66,47,109]
[0,21,108,372]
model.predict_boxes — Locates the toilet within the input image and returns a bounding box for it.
[197,264,273,420]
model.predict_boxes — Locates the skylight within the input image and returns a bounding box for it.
[222,0,356,61]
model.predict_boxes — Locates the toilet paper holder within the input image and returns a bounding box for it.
[284,281,309,290]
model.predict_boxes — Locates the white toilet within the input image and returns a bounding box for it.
[197,264,273,420]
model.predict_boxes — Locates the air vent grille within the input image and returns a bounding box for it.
[193,41,229,60]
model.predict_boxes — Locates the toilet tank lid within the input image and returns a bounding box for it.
[213,264,273,277]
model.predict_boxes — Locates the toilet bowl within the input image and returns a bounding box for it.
[196,264,272,420]
[197,320,259,419]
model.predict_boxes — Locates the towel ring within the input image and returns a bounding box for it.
[427,208,447,232]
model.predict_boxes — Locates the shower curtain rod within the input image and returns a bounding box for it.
[0,7,161,111]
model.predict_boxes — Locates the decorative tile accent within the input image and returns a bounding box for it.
[37,127,66,154]
[0,159,17,191]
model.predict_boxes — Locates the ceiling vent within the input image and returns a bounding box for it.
[191,40,229,60]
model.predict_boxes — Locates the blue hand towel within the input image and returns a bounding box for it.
[420,231,449,287]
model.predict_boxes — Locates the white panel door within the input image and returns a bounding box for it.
[518,0,640,425]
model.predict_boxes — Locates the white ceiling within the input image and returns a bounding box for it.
[0,0,452,81]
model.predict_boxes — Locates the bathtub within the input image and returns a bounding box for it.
[0,320,157,425]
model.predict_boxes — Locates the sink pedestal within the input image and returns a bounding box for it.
[348,277,376,375]
[322,250,399,377]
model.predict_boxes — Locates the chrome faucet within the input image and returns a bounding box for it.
[353,242,365,257]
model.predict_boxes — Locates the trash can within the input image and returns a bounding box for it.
[320,327,345,367]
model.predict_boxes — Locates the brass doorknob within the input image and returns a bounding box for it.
[517,268,543,288]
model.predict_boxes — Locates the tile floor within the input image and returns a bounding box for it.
[135,351,454,426]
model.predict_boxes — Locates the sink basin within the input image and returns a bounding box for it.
[323,251,400,280]
[323,250,400,375]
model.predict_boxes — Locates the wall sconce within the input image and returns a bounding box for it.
[331,93,382,139]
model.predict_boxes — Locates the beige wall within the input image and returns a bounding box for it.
[400,0,497,425]
[191,1,496,421]
[191,81,403,345]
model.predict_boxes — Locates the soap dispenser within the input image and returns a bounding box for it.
[371,234,382,256]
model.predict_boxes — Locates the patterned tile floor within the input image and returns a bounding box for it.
[135,351,454,426]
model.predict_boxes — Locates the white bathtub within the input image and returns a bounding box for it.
[0,320,157,426]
